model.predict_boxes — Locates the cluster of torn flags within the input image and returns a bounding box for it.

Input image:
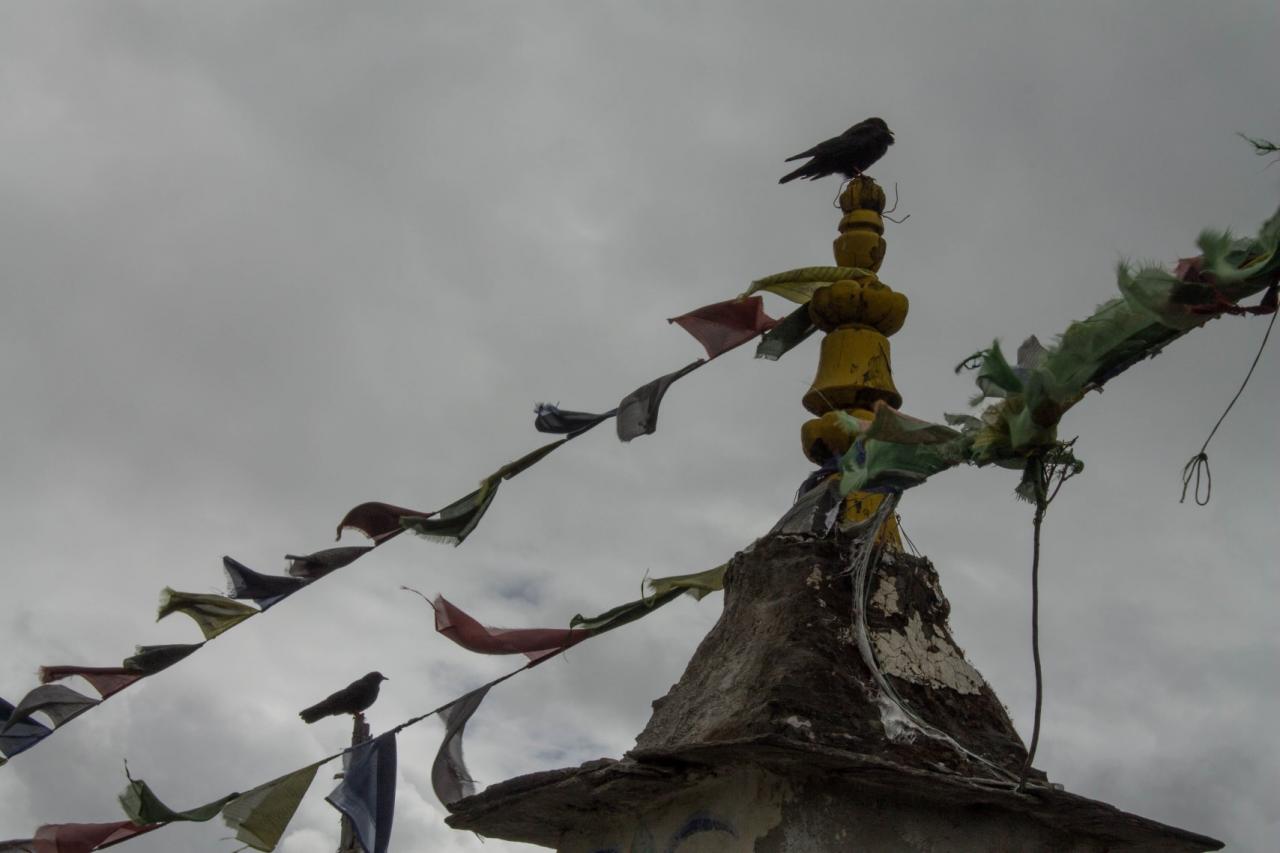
[2,205,1277,851]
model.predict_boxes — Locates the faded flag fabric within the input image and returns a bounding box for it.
[37,668,144,701]
[0,698,51,759]
[770,480,842,537]
[668,296,778,359]
[326,735,397,853]
[533,403,617,436]
[118,770,238,825]
[0,840,35,852]
[756,302,816,361]
[431,686,491,805]
[156,589,258,640]
[31,821,161,853]
[616,359,705,442]
[0,685,98,736]
[433,596,589,661]
[121,644,202,676]
[222,557,310,609]
[221,761,325,852]
[567,589,684,633]
[284,546,374,580]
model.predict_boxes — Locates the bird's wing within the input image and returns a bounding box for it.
[784,137,839,162]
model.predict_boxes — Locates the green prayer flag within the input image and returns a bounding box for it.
[156,588,259,640]
[744,266,872,303]
[647,564,727,601]
[569,589,683,633]
[222,761,325,852]
[402,479,499,546]
[755,303,816,361]
[492,437,572,481]
[119,771,238,825]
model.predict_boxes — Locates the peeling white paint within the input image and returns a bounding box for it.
[872,613,984,694]
[871,573,900,614]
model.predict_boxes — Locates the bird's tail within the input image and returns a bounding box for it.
[299,704,326,724]
[778,164,810,184]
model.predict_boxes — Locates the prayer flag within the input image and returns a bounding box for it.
[668,296,778,359]
[31,821,161,853]
[0,686,98,736]
[646,564,728,601]
[121,644,202,676]
[327,735,397,853]
[402,481,498,547]
[567,589,684,633]
[756,302,816,361]
[335,502,427,544]
[37,668,143,701]
[532,404,617,436]
[156,589,258,640]
[285,546,374,581]
[0,698,51,759]
[223,557,309,609]
[222,762,325,852]
[744,266,871,303]
[433,596,589,661]
[118,769,238,825]
[616,360,704,442]
[432,687,490,805]
[0,840,34,852]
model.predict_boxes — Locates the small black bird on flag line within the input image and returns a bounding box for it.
[299,671,388,724]
[779,116,894,184]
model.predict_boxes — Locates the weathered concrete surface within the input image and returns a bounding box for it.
[447,737,1222,851]
[634,534,1030,777]
[446,534,1223,851]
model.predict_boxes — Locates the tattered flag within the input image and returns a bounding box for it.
[221,762,325,852]
[616,359,705,442]
[0,698,51,759]
[326,734,397,853]
[431,686,490,805]
[335,502,427,544]
[223,557,310,610]
[119,769,238,825]
[533,403,617,436]
[0,685,98,736]
[432,596,589,661]
[31,821,161,853]
[122,644,203,676]
[156,589,258,640]
[756,302,817,361]
[668,296,778,359]
[37,668,144,701]
[284,547,375,581]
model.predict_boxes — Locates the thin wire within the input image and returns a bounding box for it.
[1180,308,1277,505]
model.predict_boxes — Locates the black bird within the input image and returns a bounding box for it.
[779,117,894,184]
[299,672,388,724]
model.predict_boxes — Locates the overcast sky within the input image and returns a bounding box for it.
[1,2,1277,851]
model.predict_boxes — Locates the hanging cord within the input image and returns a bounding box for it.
[1017,448,1079,792]
[1180,306,1278,505]
[845,494,1021,785]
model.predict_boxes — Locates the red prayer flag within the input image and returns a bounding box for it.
[37,668,145,701]
[433,596,590,662]
[33,821,161,853]
[335,502,433,544]
[668,296,779,359]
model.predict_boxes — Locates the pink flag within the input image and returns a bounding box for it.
[33,822,161,853]
[433,596,589,662]
[38,668,145,701]
[668,296,779,359]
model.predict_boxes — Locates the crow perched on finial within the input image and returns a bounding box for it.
[299,672,388,724]
[779,117,894,184]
